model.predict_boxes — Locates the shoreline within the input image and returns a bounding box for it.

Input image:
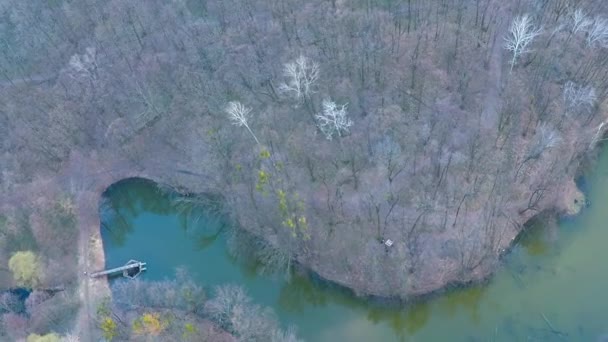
[90,169,588,309]
[5,139,598,339]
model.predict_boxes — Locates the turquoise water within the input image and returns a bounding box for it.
[100,149,608,341]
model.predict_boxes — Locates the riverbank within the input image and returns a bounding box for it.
[0,131,599,340]
[97,154,608,341]
[3,0,608,303]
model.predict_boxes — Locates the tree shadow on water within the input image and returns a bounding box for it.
[100,178,175,247]
[277,272,432,338]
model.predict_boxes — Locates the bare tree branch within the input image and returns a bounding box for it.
[571,9,592,34]
[315,99,353,140]
[504,14,542,72]
[563,81,596,116]
[225,101,260,145]
[278,55,319,103]
[585,16,608,47]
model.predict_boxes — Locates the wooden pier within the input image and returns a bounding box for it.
[90,259,147,279]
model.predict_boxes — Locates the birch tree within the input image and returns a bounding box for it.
[278,55,319,103]
[225,101,260,145]
[563,81,596,116]
[504,14,542,72]
[590,121,608,149]
[315,99,353,140]
[528,123,561,160]
[585,17,608,47]
[68,47,98,80]
[570,9,592,34]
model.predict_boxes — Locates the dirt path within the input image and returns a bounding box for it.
[75,196,93,342]
[69,154,135,340]
[481,3,510,130]
[65,150,178,339]
[27,151,144,340]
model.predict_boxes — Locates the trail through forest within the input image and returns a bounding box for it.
[481,4,509,130]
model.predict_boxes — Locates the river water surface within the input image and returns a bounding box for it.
[100,149,608,341]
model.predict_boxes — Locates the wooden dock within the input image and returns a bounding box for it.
[90,260,147,279]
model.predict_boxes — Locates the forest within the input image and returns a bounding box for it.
[1,0,608,339]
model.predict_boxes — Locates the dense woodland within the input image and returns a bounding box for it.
[2,0,608,339]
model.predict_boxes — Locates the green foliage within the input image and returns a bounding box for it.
[26,333,61,342]
[100,316,117,341]
[232,163,243,182]
[183,323,197,339]
[132,312,168,336]
[96,297,118,340]
[259,149,271,159]
[8,251,41,288]
[277,190,310,240]
[256,170,270,193]
[278,189,289,214]
[96,297,112,318]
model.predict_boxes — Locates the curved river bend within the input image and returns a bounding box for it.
[100,149,608,341]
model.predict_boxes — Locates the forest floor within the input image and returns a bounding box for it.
[481,4,509,130]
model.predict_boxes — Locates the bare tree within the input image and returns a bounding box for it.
[204,285,284,341]
[254,239,293,280]
[68,47,98,80]
[504,14,542,72]
[563,81,596,116]
[570,9,592,34]
[61,333,80,342]
[315,99,353,140]
[271,326,303,342]
[516,123,561,179]
[585,16,608,47]
[519,186,547,215]
[278,56,319,103]
[230,305,277,342]
[204,285,251,328]
[528,123,562,159]
[372,136,406,186]
[590,120,608,149]
[225,101,260,145]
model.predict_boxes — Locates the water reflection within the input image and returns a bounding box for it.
[100,178,170,246]
[518,219,551,257]
[440,285,486,322]
[367,301,431,336]
[100,149,608,342]
[278,273,329,312]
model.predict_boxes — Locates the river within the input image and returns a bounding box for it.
[99,149,608,341]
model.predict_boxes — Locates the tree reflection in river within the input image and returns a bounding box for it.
[100,147,608,342]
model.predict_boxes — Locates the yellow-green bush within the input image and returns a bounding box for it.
[8,251,41,288]
[26,333,60,342]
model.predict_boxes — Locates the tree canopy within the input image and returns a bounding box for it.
[8,251,41,289]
